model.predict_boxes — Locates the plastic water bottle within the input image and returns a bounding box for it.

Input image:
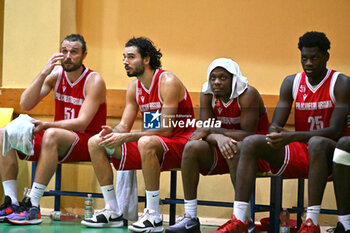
[84,194,94,219]
[23,187,29,197]
[50,211,80,222]
[280,208,290,233]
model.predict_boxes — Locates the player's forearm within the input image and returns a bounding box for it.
[204,134,220,145]
[208,128,252,141]
[20,72,48,111]
[44,118,90,132]
[113,123,131,133]
[288,128,343,143]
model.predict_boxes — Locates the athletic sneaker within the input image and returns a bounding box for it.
[128,208,163,232]
[165,213,200,233]
[211,214,248,233]
[332,222,350,233]
[297,218,320,233]
[81,208,124,228]
[6,197,42,225]
[0,196,19,222]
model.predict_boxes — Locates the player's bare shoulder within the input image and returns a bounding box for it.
[242,85,259,97]
[239,85,263,107]
[86,72,106,91]
[334,73,350,99]
[278,73,299,95]
[336,73,350,86]
[160,71,183,88]
[85,71,106,103]
[125,78,138,101]
[284,73,298,84]
[128,78,138,92]
[159,71,185,99]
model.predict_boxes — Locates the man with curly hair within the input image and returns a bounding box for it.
[82,37,195,232]
[227,31,350,233]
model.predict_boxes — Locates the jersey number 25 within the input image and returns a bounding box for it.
[308,116,324,130]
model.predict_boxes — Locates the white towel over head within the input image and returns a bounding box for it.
[202,58,248,100]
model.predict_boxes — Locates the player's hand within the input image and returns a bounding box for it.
[99,125,114,138]
[42,53,64,76]
[99,132,125,148]
[32,120,48,134]
[269,125,288,133]
[189,128,210,141]
[266,130,291,149]
[214,134,238,159]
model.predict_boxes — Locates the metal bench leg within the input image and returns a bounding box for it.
[54,163,62,211]
[297,178,305,229]
[249,178,257,222]
[169,170,177,225]
[270,176,283,233]
[31,162,37,186]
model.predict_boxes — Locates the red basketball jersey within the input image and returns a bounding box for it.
[212,96,269,134]
[54,67,106,133]
[136,69,195,137]
[293,69,350,135]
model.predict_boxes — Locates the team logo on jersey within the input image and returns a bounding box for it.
[140,96,145,103]
[217,107,223,115]
[299,85,306,93]
[143,110,161,129]
[214,99,221,108]
[62,86,67,93]
[303,94,307,101]
[137,88,143,95]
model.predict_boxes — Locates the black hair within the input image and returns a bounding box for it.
[61,34,87,54]
[298,31,330,53]
[125,37,162,69]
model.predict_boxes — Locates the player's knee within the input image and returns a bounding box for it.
[241,134,265,156]
[88,134,100,150]
[42,128,60,148]
[336,136,350,151]
[308,136,334,161]
[88,134,101,155]
[138,136,160,157]
[182,141,204,162]
[308,136,328,146]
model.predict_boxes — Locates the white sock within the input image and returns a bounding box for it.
[146,190,160,214]
[101,185,120,213]
[184,199,197,218]
[339,214,350,231]
[234,201,249,222]
[29,182,46,207]
[3,180,19,205]
[306,205,321,225]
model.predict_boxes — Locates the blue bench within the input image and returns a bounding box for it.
[31,162,337,233]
